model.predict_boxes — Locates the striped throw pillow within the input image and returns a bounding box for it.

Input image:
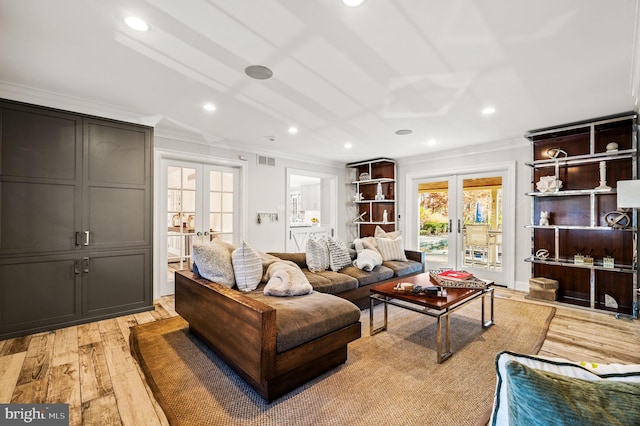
[231,241,263,292]
[306,236,330,272]
[327,237,352,272]
[376,236,407,261]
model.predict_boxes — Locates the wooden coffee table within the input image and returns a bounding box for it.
[369,273,494,363]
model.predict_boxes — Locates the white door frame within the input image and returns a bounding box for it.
[405,161,516,287]
[285,168,337,252]
[154,148,248,299]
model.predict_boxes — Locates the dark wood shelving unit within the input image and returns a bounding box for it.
[347,158,396,238]
[525,112,638,315]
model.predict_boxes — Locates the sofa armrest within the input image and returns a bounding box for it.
[175,270,276,384]
[404,250,425,271]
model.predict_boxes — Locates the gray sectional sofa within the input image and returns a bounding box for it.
[269,250,425,309]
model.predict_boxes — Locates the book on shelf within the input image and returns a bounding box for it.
[437,270,473,281]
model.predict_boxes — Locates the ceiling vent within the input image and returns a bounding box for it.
[257,154,276,167]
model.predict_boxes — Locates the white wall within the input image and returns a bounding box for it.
[396,138,532,291]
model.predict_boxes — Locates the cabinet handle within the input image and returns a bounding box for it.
[82,257,90,273]
[74,260,80,274]
[84,231,90,246]
[75,232,82,246]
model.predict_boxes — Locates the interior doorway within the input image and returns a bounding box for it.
[155,151,246,298]
[286,169,337,252]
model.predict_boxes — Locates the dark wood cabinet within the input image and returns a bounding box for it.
[347,158,396,238]
[0,100,153,339]
[526,112,637,315]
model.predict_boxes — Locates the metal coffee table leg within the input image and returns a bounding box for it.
[481,288,495,328]
[437,312,453,363]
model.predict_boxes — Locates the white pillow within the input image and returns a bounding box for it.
[306,236,330,272]
[192,240,236,287]
[374,225,401,240]
[353,237,379,254]
[353,248,383,271]
[326,237,352,272]
[231,241,262,292]
[375,236,407,261]
[490,351,640,426]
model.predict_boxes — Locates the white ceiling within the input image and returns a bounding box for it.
[1,0,639,163]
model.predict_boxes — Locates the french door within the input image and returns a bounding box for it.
[160,159,239,295]
[415,169,511,285]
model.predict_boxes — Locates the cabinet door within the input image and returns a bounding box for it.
[83,119,152,249]
[0,254,82,338]
[82,249,151,318]
[0,103,82,255]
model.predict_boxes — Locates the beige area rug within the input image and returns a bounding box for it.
[130,297,555,426]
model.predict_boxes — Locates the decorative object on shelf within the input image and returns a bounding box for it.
[606,142,619,152]
[359,172,370,181]
[353,192,363,202]
[539,211,550,226]
[594,161,611,191]
[535,248,549,259]
[382,209,388,223]
[604,209,631,229]
[352,211,367,222]
[602,248,615,269]
[187,214,195,228]
[536,176,563,192]
[374,182,385,200]
[545,148,568,159]
[172,213,181,227]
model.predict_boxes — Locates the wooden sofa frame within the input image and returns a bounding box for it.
[175,270,362,402]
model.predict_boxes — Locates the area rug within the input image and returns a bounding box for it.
[130,297,555,426]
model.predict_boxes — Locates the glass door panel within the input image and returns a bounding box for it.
[418,180,450,265]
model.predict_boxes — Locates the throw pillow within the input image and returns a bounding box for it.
[306,236,330,272]
[263,260,313,296]
[231,241,262,292]
[374,225,401,240]
[326,237,352,272]
[192,240,236,287]
[353,248,383,271]
[376,236,407,261]
[490,351,640,426]
[353,237,379,254]
[505,360,640,426]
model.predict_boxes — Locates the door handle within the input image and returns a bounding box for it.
[196,231,202,236]
[457,219,461,234]
[448,219,452,233]
[82,257,90,273]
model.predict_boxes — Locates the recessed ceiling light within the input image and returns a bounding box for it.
[245,65,273,80]
[288,126,298,134]
[344,142,353,149]
[427,139,437,146]
[124,16,149,32]
[395,129,412,136]
[482,106,496,115]
[203,103,216,112]
[342,0,366,7]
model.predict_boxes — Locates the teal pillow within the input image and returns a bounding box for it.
[505,360,640,426]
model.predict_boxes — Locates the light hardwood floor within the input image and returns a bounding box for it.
[1,289,639,425]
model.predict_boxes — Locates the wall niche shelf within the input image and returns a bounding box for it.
[347,158,396,238]
[525,112,638,315]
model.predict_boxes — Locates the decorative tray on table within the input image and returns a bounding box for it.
[429,269,489,289]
